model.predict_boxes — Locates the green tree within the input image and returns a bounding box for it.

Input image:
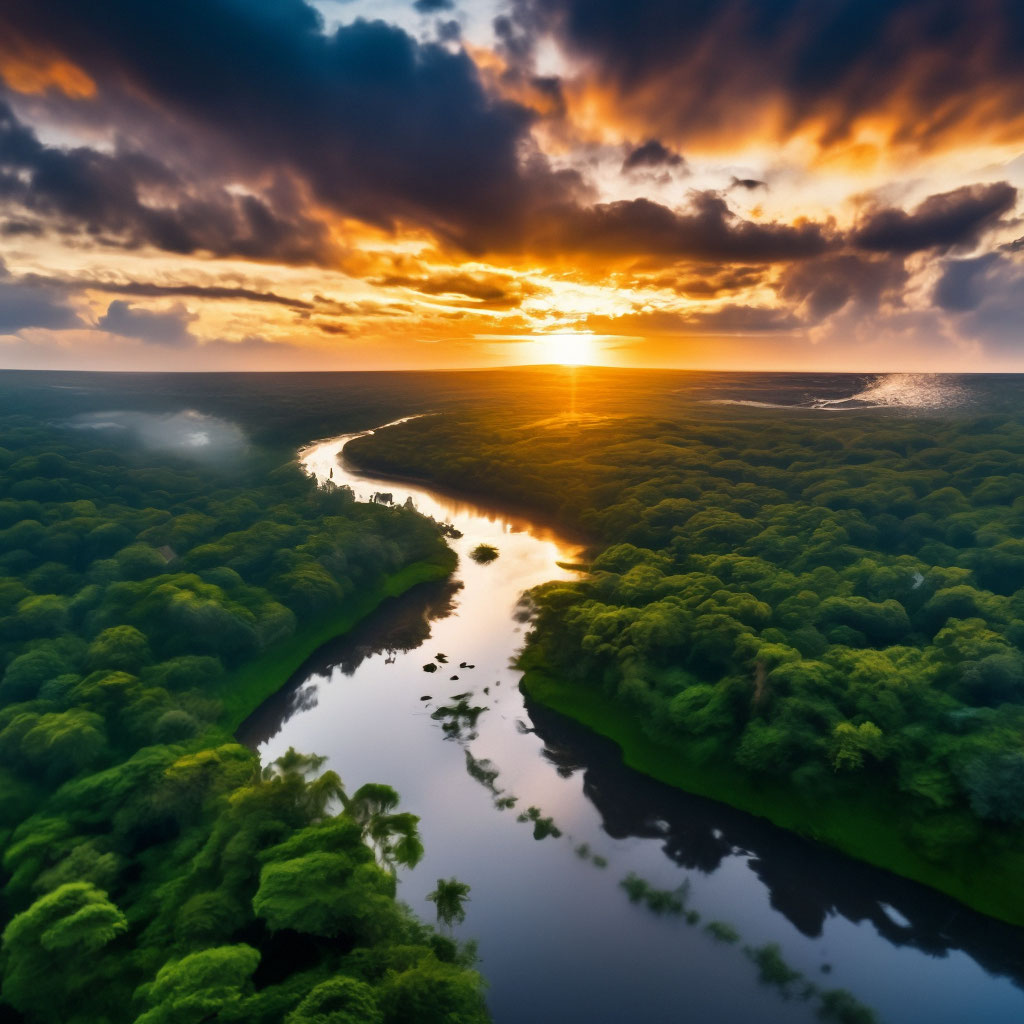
[0,646,75,702]
[7,708,107,781]
[960,751,1024,823]
[286,976,382,1024]
[345,783,425,871]
[253,855,396,940]
[379,959,488,1024]
[13,593,68,638]
[426,877,471,934]
[87,624,152,673]
[1,882,127,1019]
[830,721,885,772]
[134,945,260,1024]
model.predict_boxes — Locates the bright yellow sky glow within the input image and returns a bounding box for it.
[533,332,599,366]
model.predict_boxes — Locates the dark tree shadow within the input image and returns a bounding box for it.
[236,578,461,747]
[523,690,1024,989]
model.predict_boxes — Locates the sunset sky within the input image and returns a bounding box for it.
[1,0,1022,371]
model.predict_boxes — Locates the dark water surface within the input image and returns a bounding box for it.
[239,405,1024,1024]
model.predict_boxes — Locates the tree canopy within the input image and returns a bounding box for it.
[352,402,1024,875]
[0,410,484,1024]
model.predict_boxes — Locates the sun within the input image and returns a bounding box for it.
[535,332,598,366]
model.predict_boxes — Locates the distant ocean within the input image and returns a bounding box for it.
[1,368,1021,428]
[684,371,1024,413]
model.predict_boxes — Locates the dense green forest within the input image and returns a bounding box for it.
[0,408,486,1023]
[350,400,1024,923]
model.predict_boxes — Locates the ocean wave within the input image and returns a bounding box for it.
[807,373,968,410]
[701,399,800,409]
[700,373,971,412]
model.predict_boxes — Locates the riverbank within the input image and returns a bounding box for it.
[520,654,1024,928]
[343,438,594,550]
[250,420,1024,1024]
[217,550,456,733]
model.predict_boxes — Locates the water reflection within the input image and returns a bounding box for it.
[238,578,461,748]
[240,566,1024,1003]
[239,424,1024,1024]
[524,693,1024,989]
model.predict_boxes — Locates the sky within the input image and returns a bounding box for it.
[0,0,1022,372]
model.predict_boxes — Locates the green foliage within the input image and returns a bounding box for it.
[744,942,804,993]
[515,805,562,840]
[817,988,879,1024]
[960,751,1024,823]
[619,873,690,916]
[286,977,382,1024]
[830,722,885,772]
[353,405,1024,872]
[426,878,471,933]
[3,708,107,783]
[87,625,152,673]
[377,958,489,1024]
[0,647,74,702]
[704,920,741,944]
[134,945,260,1024]
[0,410,479,1024]
[254,855,396,939]
[1,883,127,1018]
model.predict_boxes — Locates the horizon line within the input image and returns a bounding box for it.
[2,364,1023,377]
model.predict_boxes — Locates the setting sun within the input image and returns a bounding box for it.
[535,332,599,365]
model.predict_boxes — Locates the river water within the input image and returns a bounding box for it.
[238,421,1024,1024]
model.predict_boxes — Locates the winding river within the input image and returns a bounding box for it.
[238,422,1024,1024]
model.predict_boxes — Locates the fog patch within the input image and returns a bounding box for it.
[70,409,247,459]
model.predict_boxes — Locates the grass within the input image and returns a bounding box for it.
[521,662,1024,927]
[215,550,456,732]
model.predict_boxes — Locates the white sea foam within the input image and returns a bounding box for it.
[701,399,798,409]
[701,373,970,412]
[808,373,968,410]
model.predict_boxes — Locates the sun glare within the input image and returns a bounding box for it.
[536,332,598,366]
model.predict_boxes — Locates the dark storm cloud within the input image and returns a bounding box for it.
[622,141,686,173]
[0,1,572,252]
[19,275,316,310]
[7,0,1006,292]
[0,218,44,236]
[532,192,832,262]
[0,1,864,271]
[436,20,462,43]
[930,251,1024,352]
[645,264,767,298]
[852,183,1018,255]
[372,271,544,308]
[586,304,801,336]
[0,264,82,333]
[681,304,802,332]
[413,0,455,11]
[933,254,1001,312]
[778,254,909,320]
[97,300,196,347]
[0,103,334,263]
[512,0,1024,148]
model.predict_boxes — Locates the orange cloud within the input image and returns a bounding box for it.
[514,0,1024,167]
[0,33,95,98]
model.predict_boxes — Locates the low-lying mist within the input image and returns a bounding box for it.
[70,409,247,459]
